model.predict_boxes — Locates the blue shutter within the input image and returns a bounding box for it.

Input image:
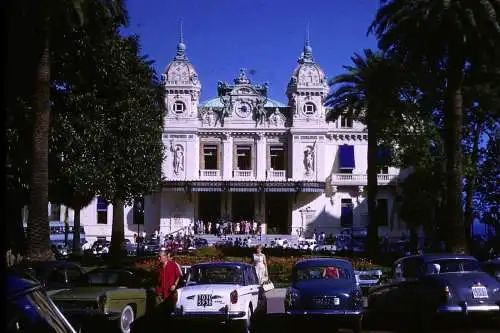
[339,145,355,169]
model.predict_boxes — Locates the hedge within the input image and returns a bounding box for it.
[134,248,384,285]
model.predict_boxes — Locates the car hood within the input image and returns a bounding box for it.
[292,279,356,296]
[51,287,118,300]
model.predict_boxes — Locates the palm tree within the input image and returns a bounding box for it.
[326,49,404,257]
[369,0,500,253]
[13,0,128,260]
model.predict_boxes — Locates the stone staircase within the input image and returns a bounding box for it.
[197,234,300,247]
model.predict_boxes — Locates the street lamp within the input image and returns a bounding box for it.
[298,206,311,238]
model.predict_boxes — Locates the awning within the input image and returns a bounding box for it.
[339,145,355,169]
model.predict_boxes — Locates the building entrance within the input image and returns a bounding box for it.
[265,193,289,234]
[231,193,255,221]
[198,192,221,222]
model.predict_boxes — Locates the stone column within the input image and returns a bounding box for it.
[222,132,233,180]
[256,133,267,180]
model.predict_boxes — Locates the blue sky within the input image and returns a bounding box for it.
[122,0,380,102]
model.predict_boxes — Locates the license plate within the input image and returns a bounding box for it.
[472,286,488,299]
[197,294,212,307]
[313,297,340,306]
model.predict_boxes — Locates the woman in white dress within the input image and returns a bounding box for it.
[252,245,268,284]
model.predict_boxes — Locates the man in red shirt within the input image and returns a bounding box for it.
[156,250,182,312]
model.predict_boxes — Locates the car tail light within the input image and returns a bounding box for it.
[97,294,106,311]
[230,290,238,304]
[443,285,452,300]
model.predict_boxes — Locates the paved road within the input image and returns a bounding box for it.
[262,288,499,333]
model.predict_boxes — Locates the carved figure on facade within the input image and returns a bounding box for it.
[170,141,184,175]
[268,108,284,127]
[254,96,267,125]
[303,142,316,175]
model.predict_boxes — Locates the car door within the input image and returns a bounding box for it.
[242,266,260,312]
[394,258,424,314]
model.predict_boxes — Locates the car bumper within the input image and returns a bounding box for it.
[171,310,247,322]
[286,309,363,317]
[438,304,500,314]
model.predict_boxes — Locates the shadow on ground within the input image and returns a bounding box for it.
[128,312,500,333]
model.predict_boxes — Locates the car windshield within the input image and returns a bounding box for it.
[8,289,75,333]
[295,265,351,281]
[188,266,244,285]
[426,259,481,274]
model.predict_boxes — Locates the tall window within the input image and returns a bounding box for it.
[203,144,218,169]
[269,146,285,170]
[96,198,108,224]
[236,145,252,170]
[133,197,144,225]
[376,199,389,226]
[49,204,60,221]
[340,199,354,228]
[340,114,353,128]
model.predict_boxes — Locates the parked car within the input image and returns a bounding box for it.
[7,268,77,333]
[173,261,267,333]
[15,261,85,296]
[284,257,364,333]
[367,254,500,330]
[51,267,155,333]
[483,257,500,281]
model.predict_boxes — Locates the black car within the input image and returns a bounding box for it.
[285,257,364,333]
[483,257,500,281]
[7,268,77,333]
[367,254,500,330]
[15,261,85,294]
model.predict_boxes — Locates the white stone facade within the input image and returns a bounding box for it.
[50,38,408,244]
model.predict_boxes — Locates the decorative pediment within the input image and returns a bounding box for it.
[267,108,286,127]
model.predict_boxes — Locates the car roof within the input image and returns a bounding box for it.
[7,269,41,300]
[17,260,82,270]
[294,257,354,269]
[395,253,478,264]
[190,261,252,269]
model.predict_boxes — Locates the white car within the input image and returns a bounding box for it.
[173,262,267,333]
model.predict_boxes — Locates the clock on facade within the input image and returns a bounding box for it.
[235,102,252,118]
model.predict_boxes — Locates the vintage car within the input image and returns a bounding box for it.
[483,258,500,282]
[15,261,85,296]
[51,267,155,333]
[284,258,364,333]
[367,254,500,329]
[7,268,77,333]
[173,261,267,333]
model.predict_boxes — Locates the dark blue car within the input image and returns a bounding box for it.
[284,258,364,333]
[483,257,500,282]
[367,254,500,330]
[7,268,77,333]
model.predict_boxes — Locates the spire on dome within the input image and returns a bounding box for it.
[298,24,314,64]
[174,20,187,61]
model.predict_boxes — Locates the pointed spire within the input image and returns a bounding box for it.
[174,19,187,61]
[302,23,313,62]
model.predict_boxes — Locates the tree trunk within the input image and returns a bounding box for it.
[27,37,54,261]
[443,66,466,254]
[72,206,82,255]
[6,193,27,255]
[464,120,482,253]
[366,118,379,258]
[409,226,418,254]
[109,198,125,261]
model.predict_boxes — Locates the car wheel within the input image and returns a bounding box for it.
[352,315,363,333]
[120,305,135,333]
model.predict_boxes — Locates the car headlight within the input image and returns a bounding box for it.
[285,287,300,308]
